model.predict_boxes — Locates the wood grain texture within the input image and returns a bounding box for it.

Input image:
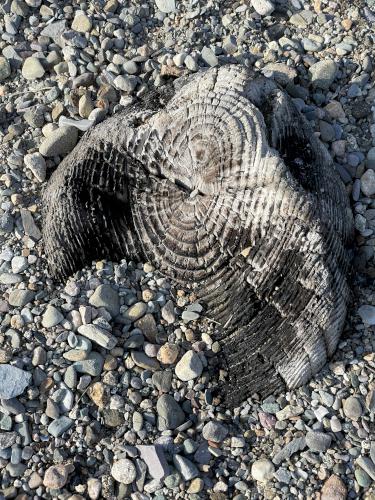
[42,65,353,407]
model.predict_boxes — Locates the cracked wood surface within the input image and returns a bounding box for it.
[42,65,353,407]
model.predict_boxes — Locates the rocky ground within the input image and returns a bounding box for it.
[0,0,375,499]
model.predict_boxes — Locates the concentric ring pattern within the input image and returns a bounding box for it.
[42,65,353,407]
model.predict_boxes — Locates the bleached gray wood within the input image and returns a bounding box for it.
[42,65,353,406]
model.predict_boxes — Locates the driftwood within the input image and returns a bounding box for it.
[42,65,353,407]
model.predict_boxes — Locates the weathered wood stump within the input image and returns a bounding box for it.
[42,65,353,406]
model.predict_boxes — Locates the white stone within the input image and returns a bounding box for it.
[155,0,176,13]
[251,459,275,482]
[361,169,375,197]
[111,459,136,484]
[175,350,203,381]
[251,0,275,16]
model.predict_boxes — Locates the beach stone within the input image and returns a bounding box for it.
[0,432,17,449]
[202,421,228,443]
[87,478,101,500]
[24,152,46,182]
[306,431,332,452]
[251,0,274,16]
[161,300,175,324]
[173,454,199,480]
[175,350,203,381]
[201,46,218,67]
[47,416,73,437]
[131,351,160,371]
[72,12,92,33]
[155,0,176,13]
[289,10,314,28]
[152,371,172,393]
[22,57,45,80]
[358,305,375,325]
[113,75,137,93]
[361,169,375,196]
[188,478,204,493]
[157,394,185,430]
[272,437,306,465]
[73,352,104,376]
[343,396,363,420]
[157,343,179,364]
[355,468,371,488]
[43,464,70,489]
[8,289,35,307]
[137,445,170,480]
[356,456,375,481]
[11,256,27,274]
[0,365,31,399]
[125,302,147,321]
[321,474,347,500]
[89,284,119,317]
[39,126,78,157]
[309,60,337,89]
[134,314,158,342]
[111,459,136,484]
[0,57,11,81]
[42,305,64,328]
[251,459,275,482]
[78,324,117,349]
[366,147,375,169]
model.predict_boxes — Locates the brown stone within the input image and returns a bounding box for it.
[321,474,347,500]
[157,343,179,364]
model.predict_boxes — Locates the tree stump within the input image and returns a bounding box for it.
[42,65,353,406]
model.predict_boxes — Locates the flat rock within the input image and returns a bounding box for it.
[8,289,35,308]
[134,313,158,342]
[47,416,73,437]
[137,445,170,480]
[78,324,117,349]
[305,431,332,452]
[131,351,160,371]
[272,437,306,465]
[0,365,32,399]
[39,126,78,157]
[89,284,119,317]
[251,0,274,16]
[202,421,228,443]
[73,351,104,376]
[155,0,176,13]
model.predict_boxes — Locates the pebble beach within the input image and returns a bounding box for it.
[0,0,375,499]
